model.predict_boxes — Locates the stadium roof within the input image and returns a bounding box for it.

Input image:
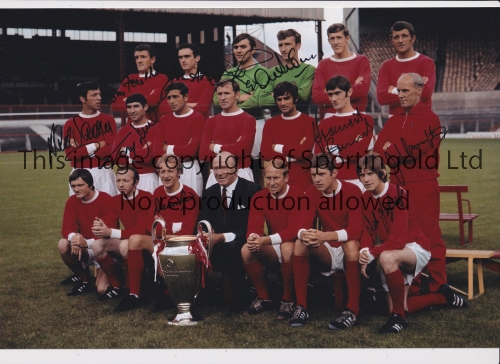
[1,8,323,32]
[109,8,324,21]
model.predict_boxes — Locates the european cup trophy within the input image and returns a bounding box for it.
[152,219,213,326]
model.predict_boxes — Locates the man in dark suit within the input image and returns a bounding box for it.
[199,151,261,312]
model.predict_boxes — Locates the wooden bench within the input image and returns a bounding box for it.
[439,185,479,245]
[445,249,495,300]
[482,251,500,274]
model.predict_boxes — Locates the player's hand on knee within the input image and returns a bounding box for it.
[359,249,371,265]
[92,217,111,238]
[70,245,82,260]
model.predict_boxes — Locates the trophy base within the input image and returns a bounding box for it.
[168,311,202,326]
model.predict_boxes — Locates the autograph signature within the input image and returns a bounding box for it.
[313,109,374,159]
[47,116,114,157]
[110,68,162,104]
[223,49,317,93]
[385,125,447,185]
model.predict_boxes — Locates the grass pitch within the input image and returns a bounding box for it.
[0,139,499,349]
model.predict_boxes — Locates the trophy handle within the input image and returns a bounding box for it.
[151,218,167,282]
[197,220,214,261]
[152,218,166,242]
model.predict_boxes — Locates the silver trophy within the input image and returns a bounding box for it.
[152,219,213,326]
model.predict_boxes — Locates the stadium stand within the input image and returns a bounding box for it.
[360,32,500,93]
[442,37,500,92]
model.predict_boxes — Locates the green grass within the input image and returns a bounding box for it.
[0,139,499,349]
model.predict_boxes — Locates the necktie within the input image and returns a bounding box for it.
[222,187,228,218]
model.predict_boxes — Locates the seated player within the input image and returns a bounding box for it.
[153,82,205,197]
[357,153,432,334]
[260,81,315,191]
[90,166,152,303]
[199,151,261,312]
[112,93,159,194]
[111,44,169,120]
[314,75,374,191]
[115,154,199,312]
[58,169,118,296]
[242,160,303,320]
[64,81,117,196]
[291,153,363,329]
[200,79,256,188]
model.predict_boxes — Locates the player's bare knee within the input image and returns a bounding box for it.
[293,239,308,256]
[95,268,109,294]
[343,240,360,261]
[241,244,254,263]
[58,239,70,255]
[96,281,107,294]
[379,251,397,272]
[119,240,129,259]
[128,234,142,250]
[280,242,294,262]
[92,239,106,259]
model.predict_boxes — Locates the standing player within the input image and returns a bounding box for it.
[199,152,261,312]
[58,169,118,296]
[154,82,205,196]
[64,81,117,196]
[290,153,363,329]
[314,76,375,191]
[170,43,214,119]
[112,93,159,194]
[374,73,468,309]
[260,81,315,191]
[312,24,371,118]
[214,33,267,165]
[200,79,256,187]
[90,166,153,303]
[376,21,436,116]
[259,29,316,117]
[111,44,169,120]
[357,154,432,334]
[242,160,303,320]
[114,154,199,312]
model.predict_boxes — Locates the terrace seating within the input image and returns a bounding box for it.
[360,33,500,92]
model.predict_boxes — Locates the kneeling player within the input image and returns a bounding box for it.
[357,154,431,334]
[115,154,199,312]
[91,166,152,304]
[58,169,118,296]
[291,153,363,328]
[242,160,303,320]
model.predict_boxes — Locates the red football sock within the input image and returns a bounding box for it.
[61,255,88,283]
[281,261,294,302]
[128,249,144,297]
[407,292,447,313]
[292,255,310,309]
[244,260,269,300]
[345,261,361,315]
[408,274,422,296]
[385,269,406,318]
[96,254,122,288]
